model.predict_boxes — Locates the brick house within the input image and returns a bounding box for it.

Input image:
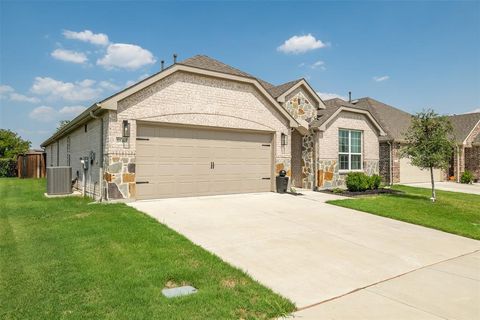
[447,113,480,182]
[41,55,385,200]
[351,97,444,184]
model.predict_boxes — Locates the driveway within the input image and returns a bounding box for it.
[129,191,480,319]
[404,181,480,195]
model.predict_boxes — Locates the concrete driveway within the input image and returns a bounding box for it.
[129,191,480,319]
[404,181,480,195]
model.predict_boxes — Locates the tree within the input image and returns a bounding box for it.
[402,109,455,202]
[0,129,31,159]
[57,120,71,132]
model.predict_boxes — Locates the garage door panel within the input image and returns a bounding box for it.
[136,124,273,200]
[400,157,442,183]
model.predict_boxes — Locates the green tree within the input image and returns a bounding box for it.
[0,129,31,159]
[402,109,455,202]
[57,120,71,132]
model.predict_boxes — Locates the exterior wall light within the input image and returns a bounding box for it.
[281,133,288,146]
[122,120,130,138]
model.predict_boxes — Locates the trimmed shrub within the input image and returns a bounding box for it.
[345,172,370,192]
[0,159,17,177]
[460,170,474,184]
[369,174,382,190]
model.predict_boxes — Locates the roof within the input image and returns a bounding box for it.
[447,113,480,144]
[311,98,385,136]
[266,79,303,98]
[42,55,309,147]
[179,55,254,79]
[352,97,413,142]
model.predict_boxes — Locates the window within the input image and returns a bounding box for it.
[339,129,362,171]
[84,124,88,132]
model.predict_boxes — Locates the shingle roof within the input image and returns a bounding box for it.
[180,55,254,79]
[179,55,302,100]
[266,79,303,98]
[352,97,413,142]
[447,113,480,143]
[311,98,370,128]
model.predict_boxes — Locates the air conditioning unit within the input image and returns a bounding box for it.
[47,166,72,195]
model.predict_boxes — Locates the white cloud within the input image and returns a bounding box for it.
[0,85,14,96]
[373,75,390,82]
[51,49,88,64]
[0,84,39,103]
[99,80,120,91]
[317,92,347,101]
[97,43,156,70]
[124,73,151,88]
[311,60,326,70]
[31,77,102,101]
[59,105,87,116]
[29,106,56,122]
[9,92,40,103]
[29,105,86,122]
[277,34,328,54]
[63,29,109,46]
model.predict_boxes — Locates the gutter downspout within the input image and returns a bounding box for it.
[89,106,104,201]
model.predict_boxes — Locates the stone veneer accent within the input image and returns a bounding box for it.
[284,91,316,123]
[104,153,136,199]
[379,141,401,184]
[316,159,379,189]
[301,130,315,189]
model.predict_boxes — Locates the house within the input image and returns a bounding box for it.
[41,55,385,200]
[352,97,445,184]
[447,113,480,182]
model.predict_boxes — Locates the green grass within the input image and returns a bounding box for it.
[0,178,294,320]
[328,185,480,240]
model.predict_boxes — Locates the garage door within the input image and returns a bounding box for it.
[136,124,273,200]
[399,157,442,183]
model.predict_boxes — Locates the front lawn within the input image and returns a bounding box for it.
[0,178,294,319]
[328,185,480,240]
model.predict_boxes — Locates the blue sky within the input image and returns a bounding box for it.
[1,1,479,148]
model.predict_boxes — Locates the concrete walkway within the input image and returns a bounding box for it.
[404,181,480,195]
[129,191,480,318]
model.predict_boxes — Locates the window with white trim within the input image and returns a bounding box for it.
[339,129,362,171]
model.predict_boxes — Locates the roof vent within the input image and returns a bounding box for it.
[161,60,165,71]
[348,91,352,102]
[173,53,178,64]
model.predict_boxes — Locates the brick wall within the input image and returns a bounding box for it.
[105,71,292,199]
[465,146,480,181]
[44,115,106,199]
[379,142,391,184]
[316,111,381,189]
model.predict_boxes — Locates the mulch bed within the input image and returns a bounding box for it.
[317,188,403,197]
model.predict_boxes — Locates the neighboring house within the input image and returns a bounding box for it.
[447,113,480,182]
[352,97,444,184]
[41,55,385,200]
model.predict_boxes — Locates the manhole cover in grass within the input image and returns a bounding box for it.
[162,286,197,298]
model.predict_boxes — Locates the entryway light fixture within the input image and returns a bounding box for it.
[122,120,130,138]
[281,133,288,146]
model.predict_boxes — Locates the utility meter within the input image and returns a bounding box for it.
[80,156,89,170]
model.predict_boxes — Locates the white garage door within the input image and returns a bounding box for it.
[399,157,442,183]
[136,124,273,200]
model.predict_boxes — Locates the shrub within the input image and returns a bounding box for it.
[0,159,17,177]
[460,171,474,184]
[332,188,344,194]
[345,172,370,192]
[369,174,382,190]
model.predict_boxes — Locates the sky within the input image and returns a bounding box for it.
[1,1,479,148]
